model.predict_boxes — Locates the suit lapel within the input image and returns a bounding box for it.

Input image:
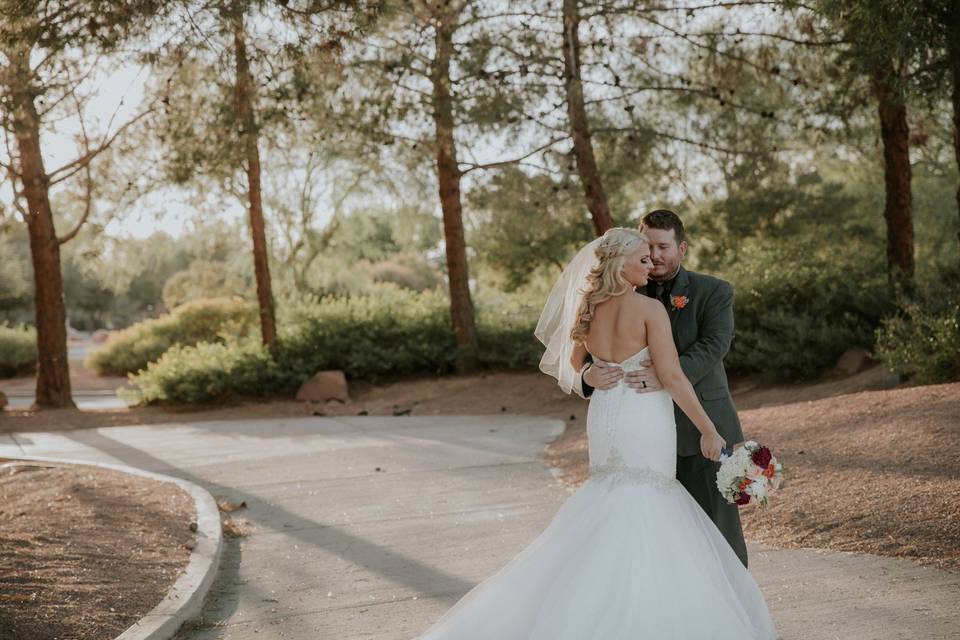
[668,267,690,319]
[667,266,690,341]
[640,268,690,340]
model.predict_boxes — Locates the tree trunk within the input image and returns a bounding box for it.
[431,9,480,373]
[8,45,75,408]
[949,2,960,259]
[953,62,960,259]
[872,64,914,285]
[232,14,277,352]
[562,0,613,236]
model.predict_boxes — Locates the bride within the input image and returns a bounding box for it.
[416,228,779,639]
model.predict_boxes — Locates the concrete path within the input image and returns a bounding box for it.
[2,417,957,640]
[5,389,128,410]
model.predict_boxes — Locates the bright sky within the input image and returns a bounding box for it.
[0,57,247,240]
[0,4,783,242]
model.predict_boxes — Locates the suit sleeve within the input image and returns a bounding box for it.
[577,353,595,399]
[679,280,734,386]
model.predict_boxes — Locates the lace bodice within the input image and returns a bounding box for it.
[586,344,680,492]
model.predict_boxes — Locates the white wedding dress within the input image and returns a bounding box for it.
[417,347,780,639]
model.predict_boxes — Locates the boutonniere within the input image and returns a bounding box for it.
[670,295,689,310]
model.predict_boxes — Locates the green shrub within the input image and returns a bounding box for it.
[0,323,36,378]
[275,286,458,380]
[875,280,960,384]
[722,243,891,380]
[129,285,545,404]
[475,291,543,370]
[875,304,960,384]
[86,297,258,375]
[131,338,289,404]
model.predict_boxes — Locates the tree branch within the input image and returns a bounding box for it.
[57,85,95,244]
[592,124,774,155]
[459,135,569,174]
[2,129,28,222]
[47,102,156,186]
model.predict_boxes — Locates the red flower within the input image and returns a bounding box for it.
[752,446,772,468]
[671,295,689,310]
[735,492,751,506]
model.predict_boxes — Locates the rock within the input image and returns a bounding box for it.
[0,391,7,410]
[296,370,349,403]
[834,347,873,375]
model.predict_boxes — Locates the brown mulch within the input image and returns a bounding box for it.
[0,463,196,640]
[546,382,960,572]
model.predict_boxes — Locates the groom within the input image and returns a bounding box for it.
[578,209,749,568]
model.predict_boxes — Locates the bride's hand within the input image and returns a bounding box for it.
[583,361,623,390]
[700,431,726,462]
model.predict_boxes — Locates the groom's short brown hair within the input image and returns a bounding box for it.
[640,209,685,244]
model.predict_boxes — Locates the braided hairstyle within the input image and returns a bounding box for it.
[570,227,647,344]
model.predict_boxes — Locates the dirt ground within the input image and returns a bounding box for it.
[547,380,960,572]
[737,382,960,571]
[0,462,195,640]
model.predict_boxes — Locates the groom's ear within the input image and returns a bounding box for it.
[678,240,688,259]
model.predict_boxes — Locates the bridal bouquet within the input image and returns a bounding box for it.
[717,441,783,507]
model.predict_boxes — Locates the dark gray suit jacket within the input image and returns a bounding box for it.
[580,266,744,456]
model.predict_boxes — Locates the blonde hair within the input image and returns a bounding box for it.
[570,227,647,344]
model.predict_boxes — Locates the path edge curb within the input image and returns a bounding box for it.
[3,454,222,640]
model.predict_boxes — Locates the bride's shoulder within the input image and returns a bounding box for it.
[624,290,663,314]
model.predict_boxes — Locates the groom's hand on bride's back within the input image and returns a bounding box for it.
[583,361,623,390]
[624,356,663,393]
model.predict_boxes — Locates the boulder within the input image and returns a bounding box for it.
[296,370,349,403]
[834,347,873,375]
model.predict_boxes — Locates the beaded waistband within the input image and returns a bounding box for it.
[589,449,679,491]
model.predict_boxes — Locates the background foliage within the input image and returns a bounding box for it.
[1,0,958,394]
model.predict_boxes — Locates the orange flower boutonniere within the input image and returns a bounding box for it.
[670,295,689,310]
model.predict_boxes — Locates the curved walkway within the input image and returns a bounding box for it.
[1,416,957,639]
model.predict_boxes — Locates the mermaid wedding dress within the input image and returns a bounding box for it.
[416,347,779,639]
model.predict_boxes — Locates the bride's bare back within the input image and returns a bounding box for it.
[584,291,656,363]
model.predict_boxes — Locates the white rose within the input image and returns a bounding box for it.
[746,481,767,500]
